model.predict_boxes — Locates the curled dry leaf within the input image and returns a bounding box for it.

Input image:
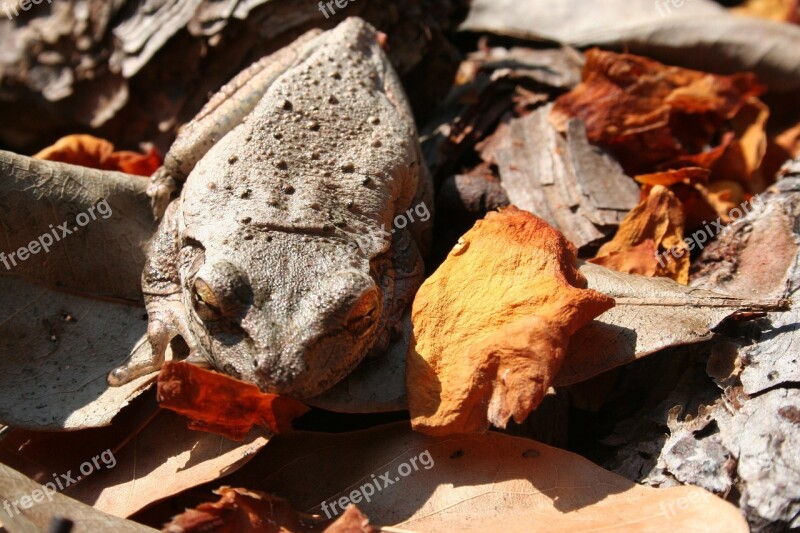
[407,207,614,435]
[203,422,747,532]
[157,361,309,441]
[550,49,765,178]
[590,185,689,283]
[34,134,161,177]
[163,488,373,533]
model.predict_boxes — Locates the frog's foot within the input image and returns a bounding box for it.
[108,300,197,386]
[147,167,178,220]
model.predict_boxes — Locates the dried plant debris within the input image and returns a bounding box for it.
[589,184,688,283]
[551,48,766,182]
[604,166,800,531]
[163,488,374,533]
[492,106,640,249]
[178,422,748,532]
[461,0,800,93]
[157,362,309,441]
[0,0,468,152]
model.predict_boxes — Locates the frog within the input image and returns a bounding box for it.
[108,17,433,400]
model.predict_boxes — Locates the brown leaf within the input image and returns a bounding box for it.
[162,488,373,533]
[555,262,787,386]
[0,463,154,533]
[63,408,268,519]
[196,422,748,532]
[551,49,764,176]
[34,134,161,177]
[407,207,614,435]
[590,185,689,283]
[157,362,309,441]
[0,276,157,430]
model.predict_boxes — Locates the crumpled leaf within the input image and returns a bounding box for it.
[551,48,765,177]
[461,0,800,92]
[162,488,373,533]
[64,409,269,519]
[157,361,309,441]
[192,422,748,532]
[590,185,689,283]
[34,134,161,177]
[0,463,154,533]
[407,207,614,435]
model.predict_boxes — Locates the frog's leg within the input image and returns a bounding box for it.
[148,29,323,218]
[108,201,197,385]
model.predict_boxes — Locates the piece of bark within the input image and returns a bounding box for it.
[607,165,800,531]
[421,44,583,180]
[493,104,640,250]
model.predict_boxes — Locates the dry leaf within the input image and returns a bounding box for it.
[162,488,373,533]
[555,262,786,386]
[0,151,164,429]
[34,134,161,177]
[0,463,154,533]
[0,276,157,430]
[635,167,711,187]
[198,422,748,532]
[64,409,269,518]
[407,207,614,435]
[461,0,800,92]
[157,361,309,441]
[551,49,764,177]
[590,185,689,283]
[0,151,154,301]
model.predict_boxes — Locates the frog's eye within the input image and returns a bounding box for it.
[190,261,252,322]
[344,287,380,336]
[192,278,224,321]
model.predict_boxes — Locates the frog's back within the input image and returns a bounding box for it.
[181,17,426,258]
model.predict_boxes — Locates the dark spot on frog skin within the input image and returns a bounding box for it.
[341,163,355,173]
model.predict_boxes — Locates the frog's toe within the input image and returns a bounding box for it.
[147,170,178,219]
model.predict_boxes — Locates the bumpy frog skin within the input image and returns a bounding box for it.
[109,17,433,399]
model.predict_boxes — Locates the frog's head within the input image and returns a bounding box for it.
[177,231,383,399]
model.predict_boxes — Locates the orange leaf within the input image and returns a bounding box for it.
[33,134,161,176]
[551,49,765,176]
[635,167,710,187]
[590,185,689,284]
[157,361,309,441]
[162,487,374,533]
[407,207,614,435]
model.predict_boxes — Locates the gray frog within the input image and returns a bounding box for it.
[109,17,433,399]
